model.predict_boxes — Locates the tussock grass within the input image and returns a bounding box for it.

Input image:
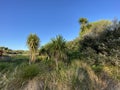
[0,56,120,90]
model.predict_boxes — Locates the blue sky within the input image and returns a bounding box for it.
[0,0,120,50]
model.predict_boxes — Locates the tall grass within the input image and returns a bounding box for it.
[0,56,119,90]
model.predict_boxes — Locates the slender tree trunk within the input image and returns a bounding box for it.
[29,52,32,64]
[55,58,58,70]
[31,54,34,63]
[30,51,36,63]
[29,51,35,64]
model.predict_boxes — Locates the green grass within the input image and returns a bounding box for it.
[0,55,120,90]
[92,65,103,73]
[16,64,40,80]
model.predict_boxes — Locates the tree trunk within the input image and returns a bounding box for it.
[29,51,36,64]
[55,58,58,70]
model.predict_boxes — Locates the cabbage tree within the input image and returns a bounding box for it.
[27,34,40,63]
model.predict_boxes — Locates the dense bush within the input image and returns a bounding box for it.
[0,62,15,73]
[79,21,120,66]
[16,64,40,80]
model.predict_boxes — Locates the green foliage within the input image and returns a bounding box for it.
[39,35,68,70]
[50,35,68,69]
[0,63,8,71]
[17,64,40,80]
[79,18,92,38]
[90,20,111,33]
[27,34,40,63]
[66,38,82,63]
[0,47,8,50]
[79,18,111,38]
[79,20,120,66]
[79,18,88,24]
[0,46,16,55]
[0,62,16,73]
[50,35,67,59]
[92,65,103,73]
[27,34,40,51]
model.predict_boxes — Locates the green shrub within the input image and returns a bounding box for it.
[0,63,9,71]
[17,64,40,80]
[92,65,103,73]
[0,63,15,73]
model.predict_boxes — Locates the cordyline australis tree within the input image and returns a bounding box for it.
[27,34,40,64]
[51,35,67,70]
[79,18,91,38]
